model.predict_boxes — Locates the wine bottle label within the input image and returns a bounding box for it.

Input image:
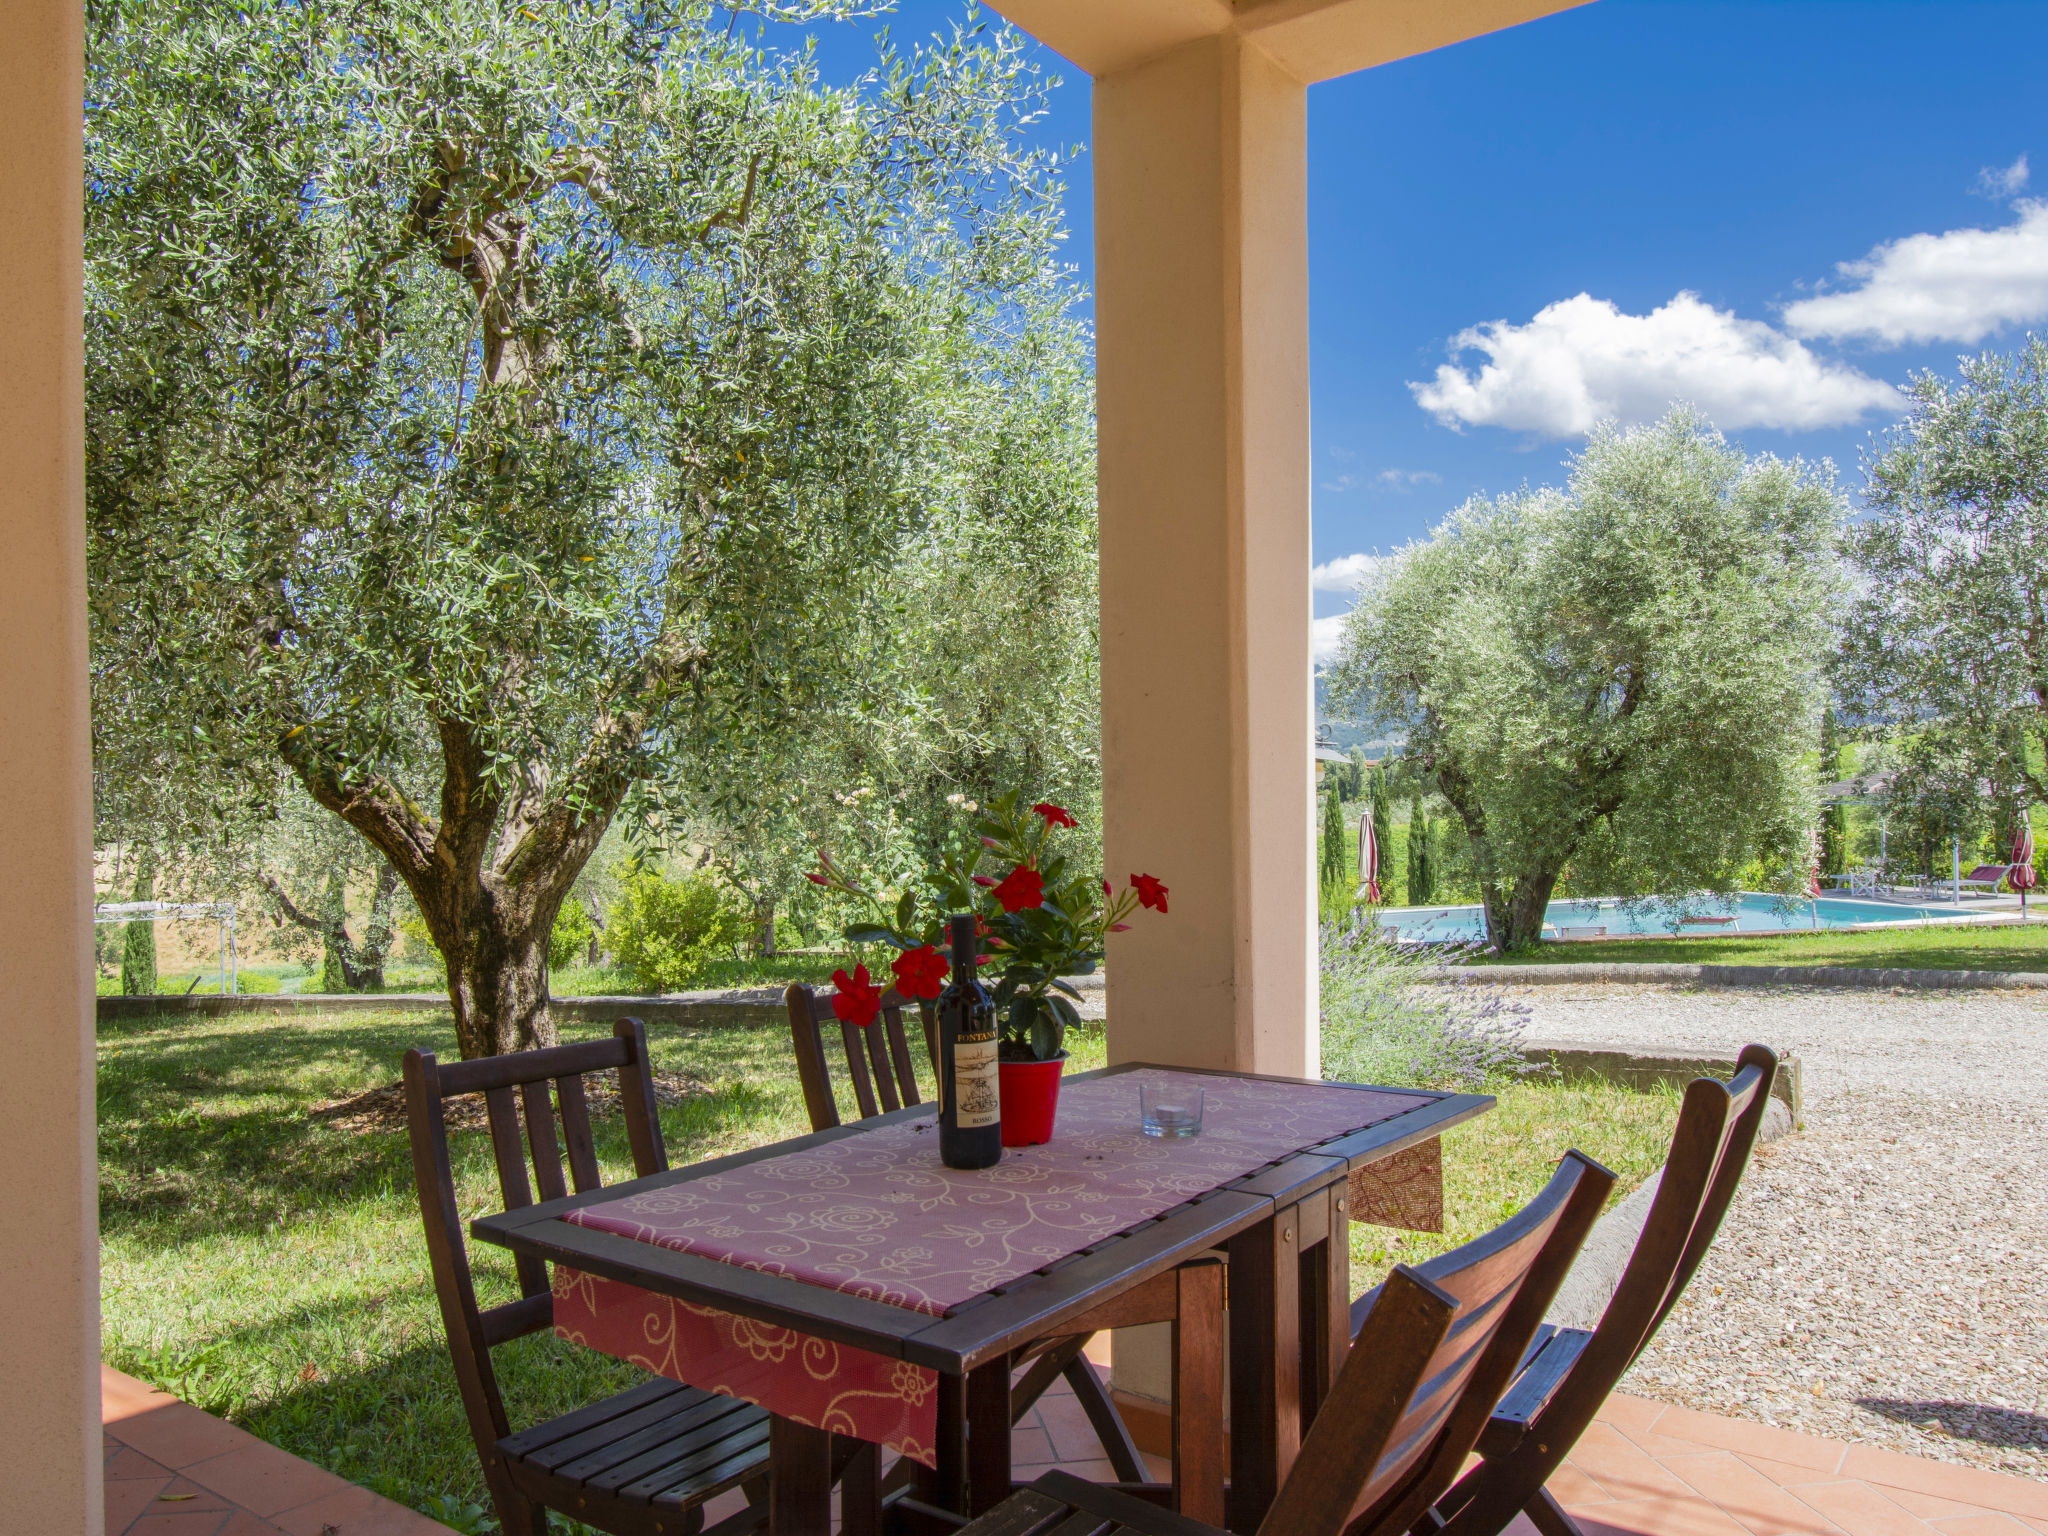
[952,1035,1000,1129]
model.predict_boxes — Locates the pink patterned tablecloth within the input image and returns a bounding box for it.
[551,1069,1418,1462]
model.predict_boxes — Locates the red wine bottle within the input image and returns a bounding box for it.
[936,913,1002,1169]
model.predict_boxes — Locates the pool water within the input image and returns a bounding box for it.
[1379,891,1976,944]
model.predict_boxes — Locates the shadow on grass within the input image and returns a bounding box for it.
[1857,1397,2048,1452]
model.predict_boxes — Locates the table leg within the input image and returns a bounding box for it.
[768,1415,832,1536]
[1173,1259,1226,1527]
[1226,1206,1301,1532]
[1297,1181,1349,1423]
[838,1436,881,1536]
[914,1372,967,1513]
[966,1356,1013,1515]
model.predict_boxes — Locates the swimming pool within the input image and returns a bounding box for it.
[1379,891,1980,943]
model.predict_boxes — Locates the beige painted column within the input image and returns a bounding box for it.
[1093,31,1315,1419]
[0,0,99,1528]
[1096,32,1316,1080]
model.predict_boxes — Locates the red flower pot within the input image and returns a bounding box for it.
[998,1055,1066,1146]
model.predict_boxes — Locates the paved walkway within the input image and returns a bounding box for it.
[103,1365,450,1536]
[110,1353,2048,1536]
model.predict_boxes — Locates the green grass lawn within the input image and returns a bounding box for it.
[98,1007,1678,1529]
[1457,914,2048,971]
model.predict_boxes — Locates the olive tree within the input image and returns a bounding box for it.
[87,0,1077,1055]
[1329,410,1844,950]
[1839,338,2048,809]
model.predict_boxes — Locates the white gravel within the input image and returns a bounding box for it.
[1512,983,2048,1478]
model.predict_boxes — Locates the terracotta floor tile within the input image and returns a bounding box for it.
[216,1514,290,1536]
[108,1447,178,1482]
[1837,1447,2048,1521]
[1551,1461,1619,1507]
[106,1474,174,1533]
[1622,1428,1726,1460]
[1930,1517,2038,1536]
[1660,1451,1846,1536]
[1037,1394,1112,1462]
[1503,1514,1545,1536]
[1600,1396,1674,1438]
[1741,1455,1850,1490]
[103,1364,181,1425]
[270,1482,452,1536]
[110,1402,266,1471]
[178,1444,353,1519]
[1653,1408,1850,1476]
[152,1478,237,1513]
[1883,1491,1999,1521]
[1575,1492,1757,1536]
[122,1511,234,1536]
[1009,1426,1053,1467]
[1790,1480,1942,1536]
[1567,1423,1706,1503]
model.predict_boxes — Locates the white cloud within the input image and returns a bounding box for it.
[1976,154,2030,200]
[1312,613,1349,663]
[1412,291,1900,438]
[1783,199,2048,347]
[1377,468,1441,487]
[1311,553,1387,593]
[1319,473,1365,493]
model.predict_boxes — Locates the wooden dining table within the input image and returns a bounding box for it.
[472,1061,1491,1535]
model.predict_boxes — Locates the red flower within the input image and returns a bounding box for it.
[973,914,991,939]
[830,964,883,1027]
[1033,802,1078,829]
[1130,874,1169,913]
[992,865,1045,913]
[889,944,950,1002]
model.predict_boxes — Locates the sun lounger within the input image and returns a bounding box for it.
[1958,864,2009,897]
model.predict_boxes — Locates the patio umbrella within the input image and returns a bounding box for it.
[1357,807,1382,905]
[2010,814,2036,913]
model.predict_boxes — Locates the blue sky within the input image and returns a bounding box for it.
[793,1,2048,655]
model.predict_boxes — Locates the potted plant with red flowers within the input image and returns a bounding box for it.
[808,791,1168,1145]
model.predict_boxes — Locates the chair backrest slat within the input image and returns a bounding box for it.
[838,1017,883,1119]
[555,1074,603,1193]
[520,1080,568,1204]
[1261,1150,1613,1536]
[402,1018,672,1511]
[785,984,933,1132]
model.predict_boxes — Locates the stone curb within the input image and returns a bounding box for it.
[1521,1047,1802,1120]
[1421,961,2048,991]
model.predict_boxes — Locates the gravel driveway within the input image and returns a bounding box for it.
[1514,983,2048,1478]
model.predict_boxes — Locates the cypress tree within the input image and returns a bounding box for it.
[1369,769,1391,865]
[121,846,157,996]
[1320,788,1347,890]
[1414,811,1437,905]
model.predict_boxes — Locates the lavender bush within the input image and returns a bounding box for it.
[1318,915,1531,1090]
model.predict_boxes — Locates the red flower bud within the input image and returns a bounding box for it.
[972,875,997,888]
[806,872,830,886]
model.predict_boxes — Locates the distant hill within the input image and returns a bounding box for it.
[1315,672,1404,757]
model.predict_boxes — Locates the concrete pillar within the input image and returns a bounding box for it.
[0,0,99,1528]
[1096,32,1316,1081]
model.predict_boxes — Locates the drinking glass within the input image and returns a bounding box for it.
[1140,1081,1205,1139]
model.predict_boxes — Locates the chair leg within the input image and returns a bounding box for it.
[1062,1350,1149,1485]
[486,1486,547,1536]
[1526,1488,1587,1536]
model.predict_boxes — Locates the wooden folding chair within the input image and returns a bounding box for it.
[1421,1044,1780,1536]
[952,1149,1617,1536]
[784,982,1157,1488]
[403,1019,770,1536]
